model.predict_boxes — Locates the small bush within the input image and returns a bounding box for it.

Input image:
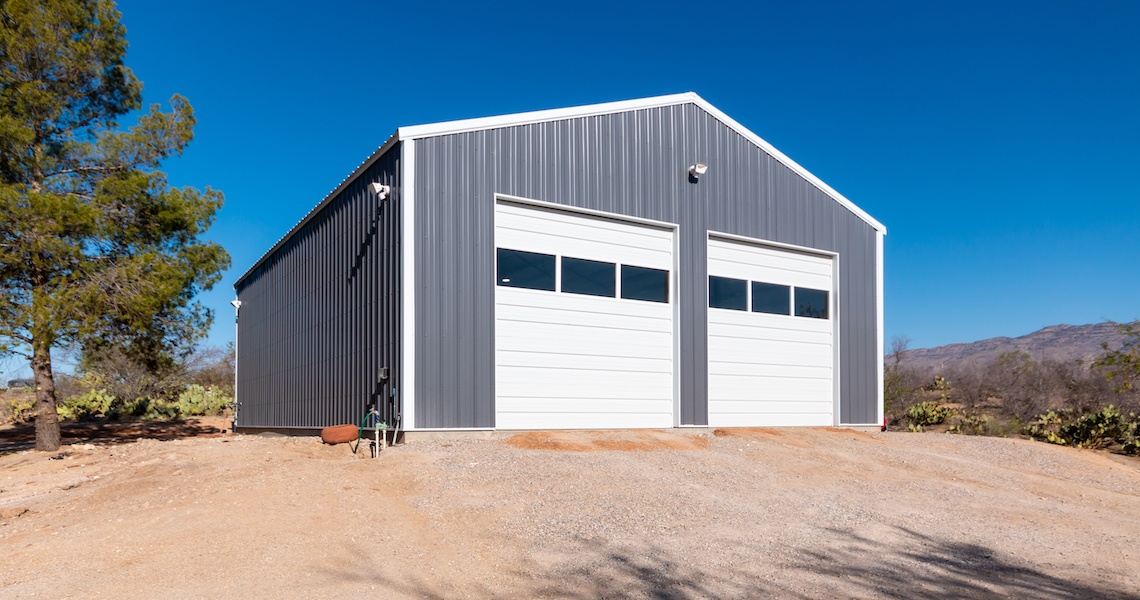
[58,388,116,421]
[175,385,232,417]
[5,396,37,424]
[907,401,956,427]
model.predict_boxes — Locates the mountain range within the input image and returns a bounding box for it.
[899,322,1136,373]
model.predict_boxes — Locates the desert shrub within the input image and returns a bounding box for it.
[4,396,36,423]
[175,385,232,416]
[57,388,115,421]
[907,401,956,427]
[946,412,1023,437]
[1025,405,1137,450]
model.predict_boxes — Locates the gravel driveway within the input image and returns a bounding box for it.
[2,424,1138,598]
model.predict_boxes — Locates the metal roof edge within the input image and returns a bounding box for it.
[233,132,400,290]
[397,92,700,139]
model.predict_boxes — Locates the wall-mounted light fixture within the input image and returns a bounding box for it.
[689,163,708,179]
[369,182,390,200]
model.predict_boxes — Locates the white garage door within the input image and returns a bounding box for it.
[707,236,835,427]
[494,201,675,430]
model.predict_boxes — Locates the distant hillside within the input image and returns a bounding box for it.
[900,322,1136,373]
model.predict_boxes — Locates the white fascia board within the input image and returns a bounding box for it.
[397,92,700,140]
[401,139,417,431]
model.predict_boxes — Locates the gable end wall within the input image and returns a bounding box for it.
[413,103,880,428]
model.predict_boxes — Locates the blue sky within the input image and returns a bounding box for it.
[17,0,1137,380]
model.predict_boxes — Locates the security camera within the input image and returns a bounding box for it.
[230,300,242,309]
[369,182,390,200]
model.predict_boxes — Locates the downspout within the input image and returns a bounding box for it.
[230,299,241,433]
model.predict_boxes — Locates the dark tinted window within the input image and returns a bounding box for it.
[621,265,669,303]
[562,257,616,297]
[752,282,791,315]
[795,287,829,319]
[709,276,747,311]
[497,248,555,291]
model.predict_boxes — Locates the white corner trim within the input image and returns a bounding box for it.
[401,139,417,431]
[875,231,885,427]
[398,93,700,140]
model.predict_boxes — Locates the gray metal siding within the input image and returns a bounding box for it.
[234,145,402,429]
[414,103,880,427]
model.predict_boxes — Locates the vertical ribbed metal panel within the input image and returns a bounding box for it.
[234,145,402,430]
[415,103,880,427]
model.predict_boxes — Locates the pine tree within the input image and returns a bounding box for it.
[0,0,229,450]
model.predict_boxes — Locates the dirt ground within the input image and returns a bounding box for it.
[1,420,1138,599]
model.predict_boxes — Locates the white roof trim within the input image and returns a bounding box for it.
[397,93,699,140]
[396,92,883,233]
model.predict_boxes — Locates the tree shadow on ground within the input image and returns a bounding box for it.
[785,525,1139,600]
[0,418,228,453]
[319,526,1139,599]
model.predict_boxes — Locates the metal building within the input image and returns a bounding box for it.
[233,93,886,434]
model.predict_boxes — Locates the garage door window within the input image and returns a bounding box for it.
[794,287,829,319]
[621,265,669,303]
[709,276,747,311]
[752,282,790,315]
[562,257,616,298]
[497,248,556,291]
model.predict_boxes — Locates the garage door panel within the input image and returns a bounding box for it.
[709,339,833,368]
[498,350,671,372]
[708,236,835,427]
[709,243,832,283]
[497,380,672,404]
[495,202,675,430]
[496,215,673,255]
[708,321,833,345]
[498,330,672,359]
[708,362,831,379]
[709,310,831,335]
[499,295,672,328]
[708,377,833,401]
